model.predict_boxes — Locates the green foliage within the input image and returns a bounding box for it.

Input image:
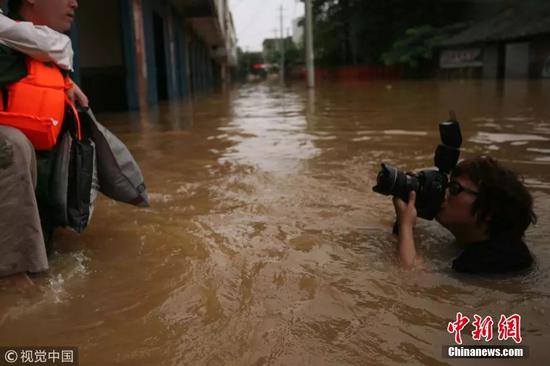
[264,38,302,66]
[310,0,475,67]
[381,25,444,68]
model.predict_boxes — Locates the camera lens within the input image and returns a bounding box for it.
[373,164,418,202]
[373,164,398,195]
[372,120,461,221]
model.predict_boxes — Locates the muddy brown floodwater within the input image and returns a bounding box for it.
[1,80,550,365]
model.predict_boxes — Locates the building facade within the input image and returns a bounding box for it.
[439,3,550,79]
[73,0,237,112]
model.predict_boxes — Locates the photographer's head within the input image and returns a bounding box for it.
[436,156,536,242]
[8,0,78,33]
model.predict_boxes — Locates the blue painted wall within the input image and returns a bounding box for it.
[141,0,158,106]
[142,0,181,106]
[188,35,214,94]
[173,11,189,98]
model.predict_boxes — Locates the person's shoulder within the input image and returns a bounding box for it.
[452,235,532,274]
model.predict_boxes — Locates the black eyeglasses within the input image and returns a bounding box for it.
[448,180,479,196]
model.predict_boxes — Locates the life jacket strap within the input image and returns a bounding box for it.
[65,93,82,141]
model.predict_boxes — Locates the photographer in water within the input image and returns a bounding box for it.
[394,156,536,273]
[374,119,536,273]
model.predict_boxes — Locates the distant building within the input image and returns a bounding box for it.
[262,37,293,63]
[262,38,279,61]
[439,2,550,79]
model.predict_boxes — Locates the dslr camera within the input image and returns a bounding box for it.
[372,117,462,220]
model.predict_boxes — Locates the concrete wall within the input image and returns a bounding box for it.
[78,2,124,68]
[443,39,550,80]
[505,42,529,79]
[173,14,190,98]
[142,0,169,105]
[141,0,215,106]
[529,36,550,78]
[76,0,128,111]
[72,0,230,112]
[188,35,216,95]
[482,44,499,79]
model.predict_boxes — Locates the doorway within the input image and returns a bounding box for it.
[153,12,168,101]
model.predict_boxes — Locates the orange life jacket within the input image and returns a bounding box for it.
[0,57,80,150]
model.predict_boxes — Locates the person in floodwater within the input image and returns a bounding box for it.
[0,0,83,289]
[393,156,536,273]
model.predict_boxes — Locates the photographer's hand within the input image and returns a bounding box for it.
[393,191,420,269]
[393,191,417,227]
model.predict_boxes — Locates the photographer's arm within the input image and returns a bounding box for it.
[393,191,421,268]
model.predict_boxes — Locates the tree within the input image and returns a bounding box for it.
[310,0,486,67]
[264,37,302,67]
[381,23,466,77]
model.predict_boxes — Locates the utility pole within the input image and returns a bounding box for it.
[245,46,250,77]
[305,0,315,88]
[280,4,285,84]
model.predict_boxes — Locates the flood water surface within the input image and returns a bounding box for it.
[1,81,550,365]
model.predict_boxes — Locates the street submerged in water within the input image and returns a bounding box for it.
[1,81,549,365]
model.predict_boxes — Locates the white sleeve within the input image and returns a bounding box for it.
[0,13,73,71]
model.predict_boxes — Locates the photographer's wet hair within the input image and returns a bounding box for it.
[452,156,537,238]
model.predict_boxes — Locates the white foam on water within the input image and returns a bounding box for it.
[528,148,550,154]
[148,193,174,203]
[470,132,549,144]
[47,274,67,304]
[505,116,533,122]
[382,130,428,136]
[472,117,496,123]
[352,136,373,142]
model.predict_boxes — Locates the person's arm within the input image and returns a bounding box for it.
[67,78,89,108]
[0,13,73,70]
[393,191,421,268]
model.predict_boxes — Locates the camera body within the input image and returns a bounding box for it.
[372,119,462,220]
